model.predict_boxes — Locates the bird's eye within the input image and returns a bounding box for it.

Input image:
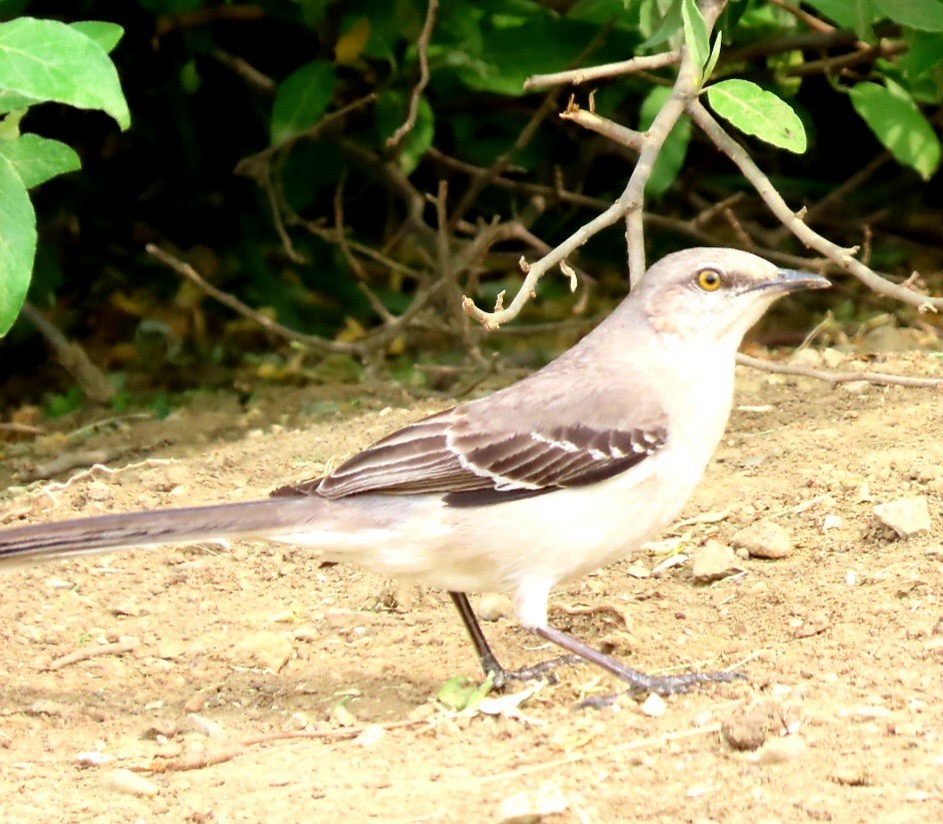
[696,268,723,291]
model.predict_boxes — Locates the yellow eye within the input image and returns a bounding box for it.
[696,268,723,291]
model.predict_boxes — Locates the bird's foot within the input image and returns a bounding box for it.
[578,668,745,709]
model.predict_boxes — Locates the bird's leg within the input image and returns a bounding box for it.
[448,592,580,688]
[536,624,743,706]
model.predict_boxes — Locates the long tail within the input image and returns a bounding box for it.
[0,497,326,568]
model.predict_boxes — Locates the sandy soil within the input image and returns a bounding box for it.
[1,351,941,823]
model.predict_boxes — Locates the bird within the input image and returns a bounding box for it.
[0,247,829,695]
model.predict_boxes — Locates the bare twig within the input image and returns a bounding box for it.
[19,303,116,404]
[44,638,139,672]
[28,448,124,481]
[235,94,377,176]
[145,718,426,772]
[212,48,276,93]
[785,39,908,78]
[737,353,943,388]
[524,50,681,89]
[386,0,438,150]
[0,422,43,436]
[146,244,361,356]
[768,153,891,245]
[448,21,615,231]
[560,106,646,151]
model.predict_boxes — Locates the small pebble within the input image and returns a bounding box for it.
[640,693,666,717]
[753,735,806,764]
[105,768,159,798]
[354,723,386,747]
[823,514,843,531]
[230,631,294,672]
[155,640,186,660]
[874,496,932,538]
[691,540,742,583]
[730,521,793,560]
[721,705,771,751]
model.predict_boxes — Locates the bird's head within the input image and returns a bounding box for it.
[637,247,830,346]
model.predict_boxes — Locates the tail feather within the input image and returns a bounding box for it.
[0,497,324,568]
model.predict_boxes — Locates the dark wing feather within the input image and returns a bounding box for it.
[275,408,667,504]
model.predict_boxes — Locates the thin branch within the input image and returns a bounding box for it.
[687,100,943,313]
[560,106,646,151]
[737,353,943,388]
[212,49,276,94]
[448,87,565,230]
[448,21,615,230]
[768,153,891,245]
[524,50,681,89]
[386,0,438,149]
[235,94,377,176]
[19,303,116,404]
[145,244,361,356]
[785,39,908,78]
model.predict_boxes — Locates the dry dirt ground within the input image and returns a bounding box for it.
[1,351,941,823]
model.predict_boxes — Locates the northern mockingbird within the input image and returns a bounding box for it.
[0,248,828,694]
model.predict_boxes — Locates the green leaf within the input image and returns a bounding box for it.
[0,18,130,129]
[640,87,691,197]
[0,134,81,188]
[804,0,876,39]
[706,79,808,152]
[270,60,335,145]
[899,31,943,77]
[70,21,125,53]
[0,155,36,336]
[376,92,435,175]
[639,0,682,51]
[681,0,709,77]
[436,674,494,712]
[873,0,943,31]
[848,81,941,179]
[703,31,723,83]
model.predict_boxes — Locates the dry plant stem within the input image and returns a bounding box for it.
[688,102,943,313]
[736,354,943,388]
[333,175,396,324]
[524,50,681,89]
[430,148,820,269]
[19,303,116,404]
[0,422,42,435]
[213,48,276,93]
[146,719,425,772]
[236,94,377,175]
[434,181,485,365]
[265,158,305,263]
[448,22,614,231]
[560,108,646,151]
[448,88,564,231]
[768,0,838,33]
[768,153,891,245]
[44,638,139,672]
[386,0,438,150]
[786,40,908,78]
[145,244,360,356]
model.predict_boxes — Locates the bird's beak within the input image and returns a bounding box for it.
[749,268,831,294]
